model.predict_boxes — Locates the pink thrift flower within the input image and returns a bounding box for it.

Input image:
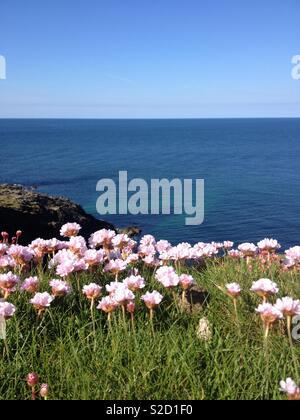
[112,234,131,250]
[274,297,300,317]
[280,378,300,400]
[284,246,300,267]
[179,274,195,290]
[0,243,8,256]
[238,243,258,257]
[0,272,20,295]
[104,259,127,275]
[56,261,75,278]
[257,238,281,253]
[140,235,156,247]
[155,266,180,288]
[228,249,242,259]
[123,275,146,291]
[84,249,105,267]
[0,301,16,319]
[106,281,124,295]
[49,279,71,297]
[89,229,116,249]
[251,278,279,298]
[60,222,81,238]
[97,296,119,313]
[0,255,15,269]
[226,283,242,298]
[21,276,39,294]
[7,245,33,265]
[113,285,135,305]
[255,303,283,325]
[82,283,102,300]
[40,384,49,399]
[141,291,163,309]
[126,301,135,314]
[156,240,172,254]
[169,243,192,261]
[223,241,234,250]
[26,373,39,387]
[68,236,87,256]
[125,253,140,265]
[30,292,54,311]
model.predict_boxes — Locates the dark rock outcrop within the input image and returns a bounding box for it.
[0,184,115,244]
[117,226,142,237]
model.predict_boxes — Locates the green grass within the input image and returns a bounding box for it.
[1,257,300,400]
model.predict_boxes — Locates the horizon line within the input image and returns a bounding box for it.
[0,116,300,120]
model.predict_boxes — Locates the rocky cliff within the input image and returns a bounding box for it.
[0,184,115,243]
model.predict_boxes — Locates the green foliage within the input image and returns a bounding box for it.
[1,258,299,400]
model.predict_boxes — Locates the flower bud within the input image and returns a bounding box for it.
[40,383,49,398]
[26,372,39,387]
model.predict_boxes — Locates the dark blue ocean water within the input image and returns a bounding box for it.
[1,118,300,249]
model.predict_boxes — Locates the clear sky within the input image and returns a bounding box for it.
[0,0,299,118]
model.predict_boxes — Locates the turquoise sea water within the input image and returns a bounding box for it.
[1,118,300,248]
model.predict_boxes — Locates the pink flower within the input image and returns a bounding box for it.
[97,296,118,313]
[40,384,49,399]
[7,245,33,265]
[257,238,281,253]
[84,249,105,267]
[143,255,159,266]
[255,303,283,325]
[113,285,135,305]
[30,292,54,311]
[0,243,8,256]
[251,279,279,298]
[125,253,140,265]
[49,279,71,297]
[26,373,39,387]
[0,272,20,295]
[166,243,192,261]
[226,283,242,298]
[155,266,180,288]
[68,236,87,256]
[285,246,300,267]
[0,301,16,319]
[112,234,131,249]
[60,222,81,238]
[56,260,75,278]
[123,275,146,291]
[228,249,242,259]
[89,229,116,249]
[138,244,156,258]
[30,238,51,259]
[104,259,127,275]
[280,378,300,400]
[238,243,258,257]
[82,283,102,300]
[141,291,163,309]
[106,281,123,295]
[156,240,172,254]
[21,277,39,294]
[191,243,219,259]
[223,241,234,250]
[179,274,195,290]
[140,235,156,247]
[126,301,135,314]
[0,255,15,269]
[274,297,300,317]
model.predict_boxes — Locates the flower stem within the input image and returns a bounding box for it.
[287,316,299,382]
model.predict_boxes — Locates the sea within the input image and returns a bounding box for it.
[1,118,300,250]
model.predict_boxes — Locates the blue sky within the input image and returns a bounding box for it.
[0,0,299,118]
